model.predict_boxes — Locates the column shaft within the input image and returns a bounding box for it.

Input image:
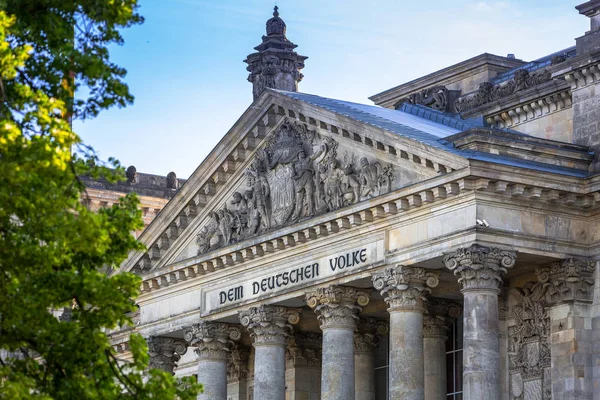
[254,344,286,400]
[443,244,516,400]
[355,350,375,400]
[197,358,227,400]
[306,286,371,400]
[389,311,424,400]
[463,292,500,400]
[322,328,355,399]
[372,265,440,400]
[423,335,446,400]
[239,305,302,400]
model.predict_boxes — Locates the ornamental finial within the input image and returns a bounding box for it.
[273,5,279,17]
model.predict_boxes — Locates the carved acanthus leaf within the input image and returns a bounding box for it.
[371,265,439,312]
[306,286,370,329]
[443,244,516,292]
[239,305,301,345]
[147,336,188,374]
[536,258,595,303]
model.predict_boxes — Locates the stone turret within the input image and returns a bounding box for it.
[244,6,307,101]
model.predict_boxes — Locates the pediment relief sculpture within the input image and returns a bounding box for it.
[196,119,395,254]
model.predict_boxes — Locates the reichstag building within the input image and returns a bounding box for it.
[104,2,600,399]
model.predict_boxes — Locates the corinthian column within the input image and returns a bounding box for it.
[147,336,188,374]
[239,305,301,400]
[306,285,371,400]
[372,265,439,400]
[423,299,461,400]
[443,244,516,400]
[183,322,241,400]
[354,317,388,400]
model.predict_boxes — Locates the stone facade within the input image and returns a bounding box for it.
[107,4,600,400]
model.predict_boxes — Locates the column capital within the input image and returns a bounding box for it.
[423,298,461,338]
[443,244,516,293]
[536,258,596,304]
[182,321,241,360]
[239,304,301,346]
[306,285,371,330]
[147,336,188,374]
[372,264,439,312]
[227,344,250,383]
[286,332,322,368]
[354,317,388,353]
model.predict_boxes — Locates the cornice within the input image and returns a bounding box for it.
[369,53,525,107]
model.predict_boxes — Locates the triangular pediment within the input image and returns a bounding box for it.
[116,90,469,276]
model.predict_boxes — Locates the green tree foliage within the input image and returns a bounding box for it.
[0,1,201,398]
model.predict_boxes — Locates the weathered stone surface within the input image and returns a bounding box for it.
[182,321,242,400]
[354,318,388,400]
[147,336,187,374]
[239,305,301,400]
[423,299,461,400]
[444,245,516,400]
[306,286,370,400]
[372,265,439,400]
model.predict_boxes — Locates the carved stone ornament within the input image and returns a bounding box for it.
[443,244,516,293]
[422,298,461,338]
[454,68,553,113]
[286,332,322,368]
[227,344,250,383]
[239,304,301,346]
[182,321,241,361]
[508,277,552,400]
[371,265,439,312]
[395,85,458,112]
[536,258,595,304]
[354,317,389,353]
[147,336,188,374]
[306,285,371,330]
[196,119,395,255]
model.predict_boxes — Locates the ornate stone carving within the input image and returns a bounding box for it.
[244,7,307,100]
[126,165,137,184]
[423,298,461,338]
[306,285,371,329]
[239,305,301,346]
[371,265,439,312]
[395,85,460,112]
[147,336,188,374]
[443,244,516,293]
[508,277,552,400]
[454,69,553,113]
[536,258,595,304]
[196,120,395,254]
[227,344,250,383]
[354,317,388,353]
[182,321,240,360]
[286,332,322,368]
[166,171,178,190]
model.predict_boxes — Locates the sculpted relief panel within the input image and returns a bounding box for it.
[196,120,395,254]
[507,278,551,400]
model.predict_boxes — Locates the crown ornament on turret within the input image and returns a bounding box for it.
[244,6,307,100]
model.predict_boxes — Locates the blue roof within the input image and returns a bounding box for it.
[273,90,589,178]
[275,90,464,154]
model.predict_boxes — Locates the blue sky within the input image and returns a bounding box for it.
[75,0,585,179]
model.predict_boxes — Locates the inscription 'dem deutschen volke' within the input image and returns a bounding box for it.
[214,247,369,308]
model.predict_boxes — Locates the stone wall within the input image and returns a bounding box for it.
[512,107,573,144]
